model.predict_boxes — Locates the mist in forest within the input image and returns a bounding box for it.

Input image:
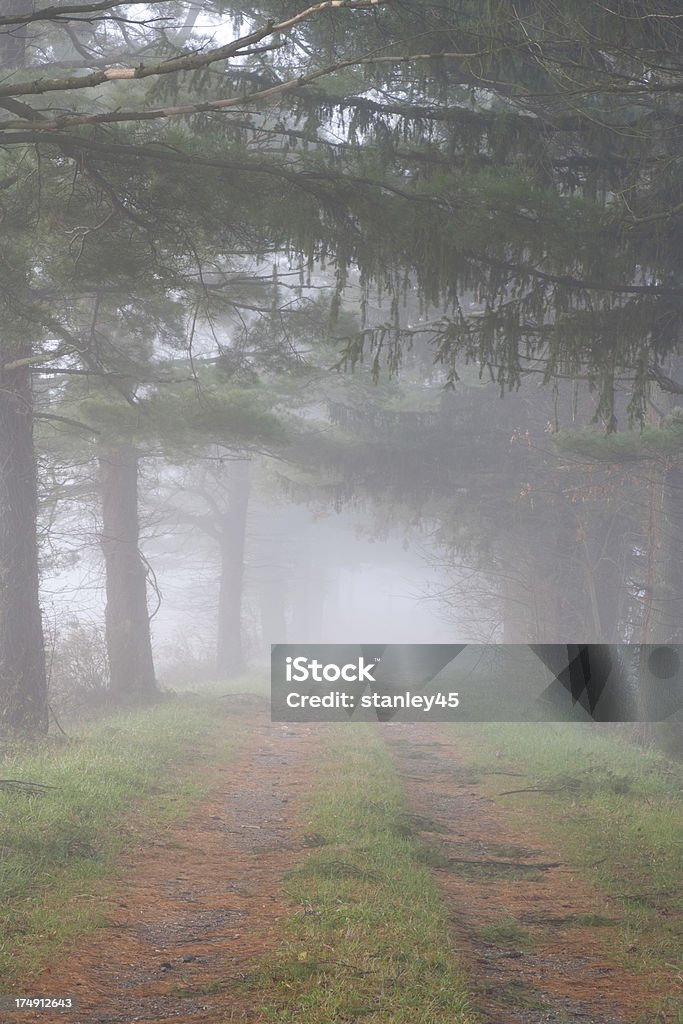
[0,0,680,740]
[44,500,463,674]
[38,358,683,728]
[1,12,680,1024]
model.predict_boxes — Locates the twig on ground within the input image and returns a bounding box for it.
[447,856,561,870]
[498,785,570,796]
[0,778,58,793]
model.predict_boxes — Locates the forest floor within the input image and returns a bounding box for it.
[4,704,681,1024]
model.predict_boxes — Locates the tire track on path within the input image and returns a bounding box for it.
[20,713,321,1024]
[383,722,660,1024]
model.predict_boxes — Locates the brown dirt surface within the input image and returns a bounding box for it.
[10,715,677,1024]
[383,721,674,1024]
[17,714,321,1024]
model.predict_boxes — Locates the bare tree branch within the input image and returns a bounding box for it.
[0,0,386,99]
[0,1,168,28]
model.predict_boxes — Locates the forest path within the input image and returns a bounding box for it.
[21,711,320,1024]
[384,722,657,1024]
[14,716,670,1024]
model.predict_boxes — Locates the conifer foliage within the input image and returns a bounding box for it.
[0,1,680,731]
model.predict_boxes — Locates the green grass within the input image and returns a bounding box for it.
[0,691,244,986]
[225,726,480,1023]
[451,723,682,1010]
[477,918,534,946]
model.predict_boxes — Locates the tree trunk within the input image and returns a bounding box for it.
[100,445,157,699]
[216,460,250,678]
[591,518,624,644]
[0,342,48,734]
[258,568,288,653]
[642,461,683,645]
[0,0,48,737]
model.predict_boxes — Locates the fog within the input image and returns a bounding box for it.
[44,497,465,679]
[0,9,681,1023]
[37,353,683,730]
[0,0,680,739]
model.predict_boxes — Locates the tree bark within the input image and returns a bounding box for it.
[0,0,48,737]
[216,460,250,678]
[100,444,157,699]
[258,563,288,653]
[642,461,683,645]
[0,341,48,734]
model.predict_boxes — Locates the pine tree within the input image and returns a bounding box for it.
[1,1,681,731]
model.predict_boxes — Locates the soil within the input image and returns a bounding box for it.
[384,722,670,1024]
[11,715,674,1024]
[19,712,322,1024]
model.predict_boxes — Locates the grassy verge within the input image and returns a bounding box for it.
[232,726,479,1023]
[451,723,682,1015]
[0,690,245,986]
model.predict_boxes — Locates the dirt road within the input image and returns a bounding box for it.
[14,716,665,1023]
[385,723,656,1024]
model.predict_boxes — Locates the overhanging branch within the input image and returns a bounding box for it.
[3,130,680,301]
[0,1,161,27]
[0,0,387,100]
